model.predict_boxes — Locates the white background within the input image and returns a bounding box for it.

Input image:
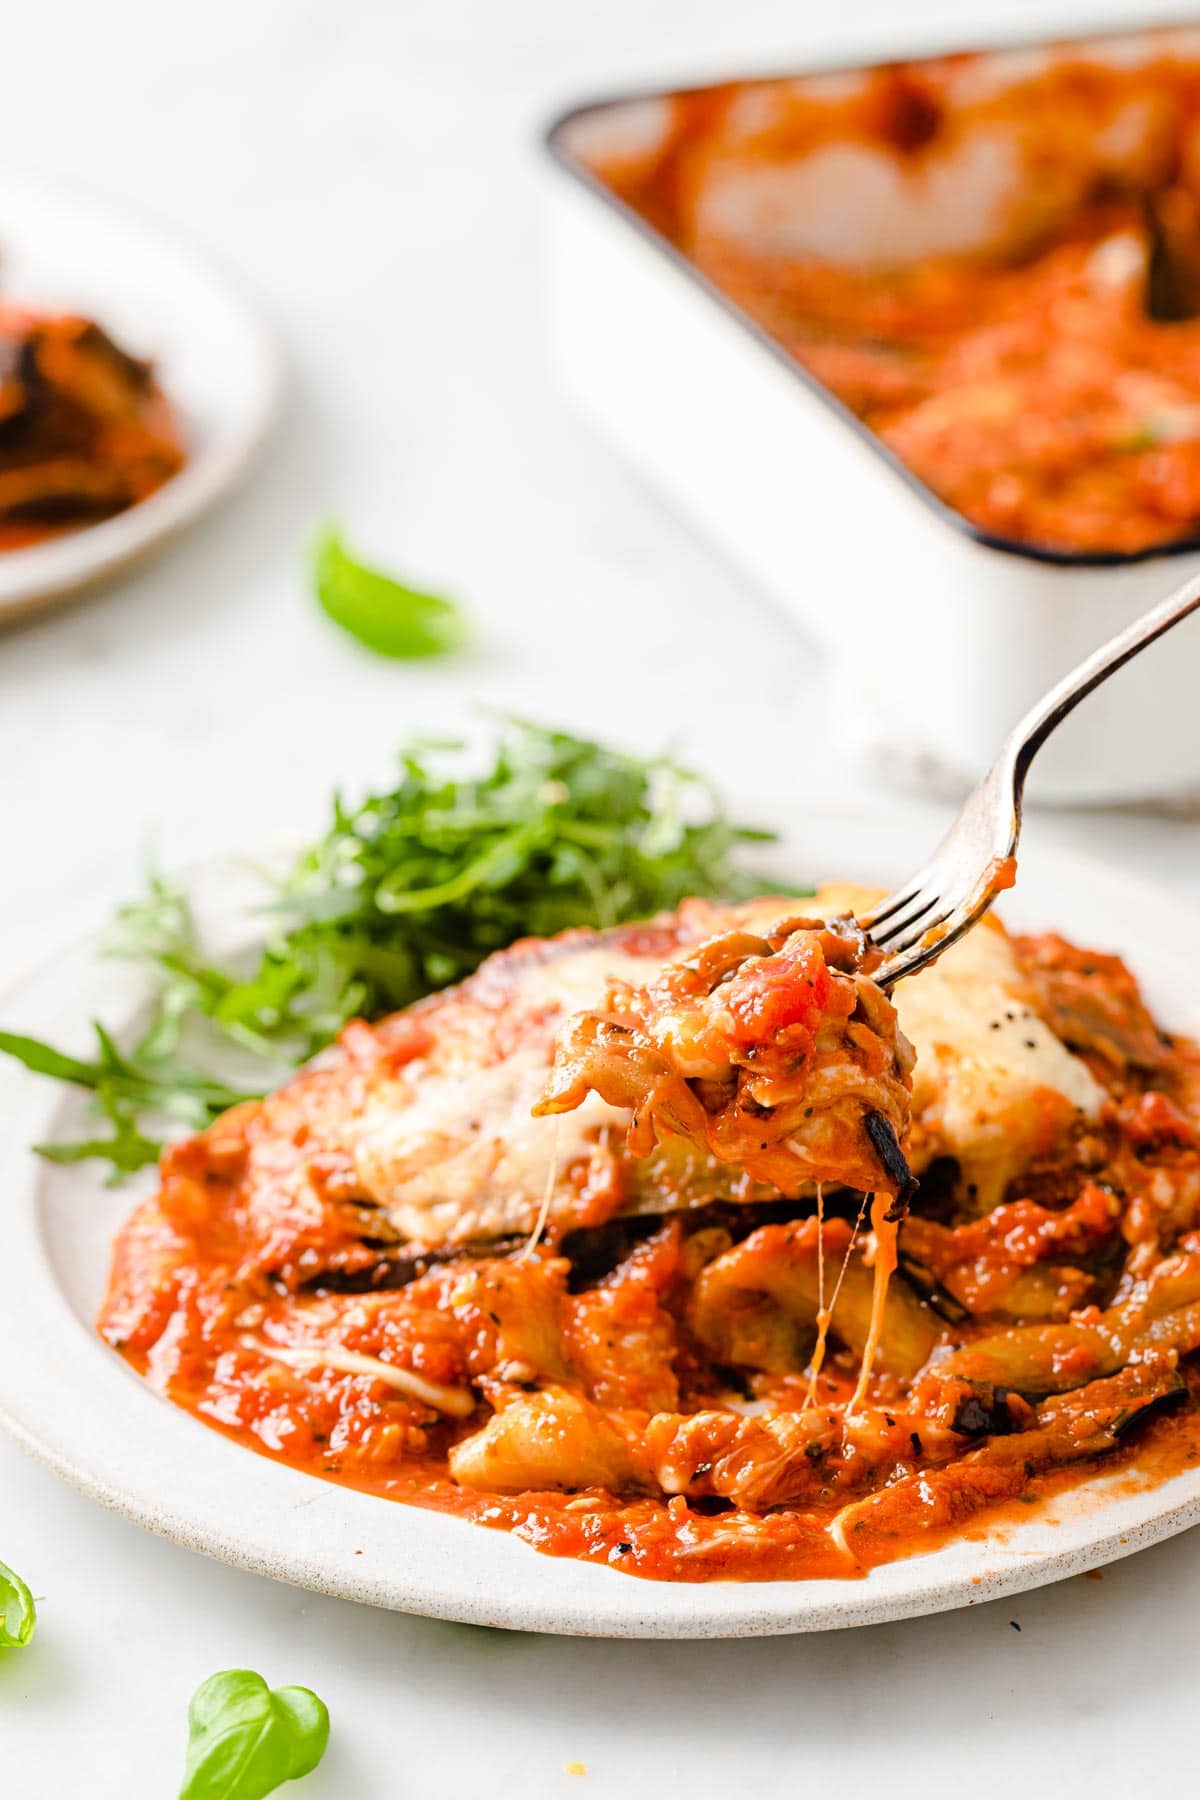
[1,1,1198,1794]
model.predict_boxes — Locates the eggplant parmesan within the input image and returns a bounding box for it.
[100,888,1200,1582]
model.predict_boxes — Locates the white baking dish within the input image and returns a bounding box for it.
[544,28,1200,803]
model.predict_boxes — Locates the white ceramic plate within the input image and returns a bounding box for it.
[2,813,1200,1638]
[0,172,279,620]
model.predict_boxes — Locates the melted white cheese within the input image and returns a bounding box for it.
[893,917,1104,1207]
[351,945,661,1243]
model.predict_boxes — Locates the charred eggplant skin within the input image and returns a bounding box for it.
[1110,1374,1189,1442]
[952,1385,1020,1437]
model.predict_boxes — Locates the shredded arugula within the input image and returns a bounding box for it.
[0,1020,259,1184]
[0,719,777,1179]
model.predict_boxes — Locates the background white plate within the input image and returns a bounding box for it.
[2,812,1200,1638]
[0,172,279,620]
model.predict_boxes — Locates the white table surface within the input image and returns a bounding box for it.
[1,0,1198,1792]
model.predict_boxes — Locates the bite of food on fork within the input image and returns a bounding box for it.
[534,560,1200,1233]
[534,911,916,1207]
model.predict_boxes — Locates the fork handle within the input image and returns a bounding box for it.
[1005,568,1200,796]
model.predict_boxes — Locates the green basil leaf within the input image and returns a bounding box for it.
[313,524,467,659]
[0,1559,36,1648]
[180,1669,330,1799]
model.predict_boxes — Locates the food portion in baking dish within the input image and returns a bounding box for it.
[573,33,1200,556]
[99,883,1200,1584]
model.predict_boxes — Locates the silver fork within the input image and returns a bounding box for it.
[862,569,1200,989]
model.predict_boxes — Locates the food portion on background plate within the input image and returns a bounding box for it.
[0,171,278,619]
[9,724,1200,1590]
[581,34,1200,556]
[0,304,184,548]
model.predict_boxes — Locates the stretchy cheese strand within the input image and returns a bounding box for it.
[849,1193,900,1415]
[804,1183,828,1409]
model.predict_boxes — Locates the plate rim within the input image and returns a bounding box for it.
[4,817,1200,1638]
